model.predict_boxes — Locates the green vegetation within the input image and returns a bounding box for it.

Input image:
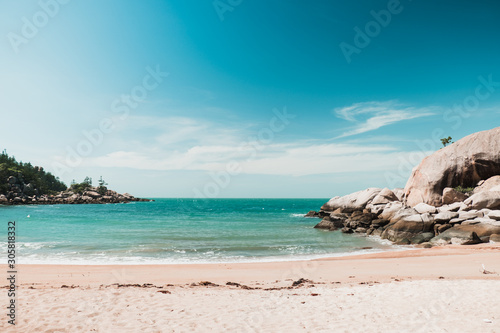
[69,176,93,194]
[440,136,453,147]
[97,176,108,195]
[454,185,474,195]
[0,149,67,195]
[69,176,109,195]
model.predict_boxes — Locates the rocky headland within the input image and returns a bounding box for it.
[307,127,500,246]
[0,174,151,206]
[0,149,152,205]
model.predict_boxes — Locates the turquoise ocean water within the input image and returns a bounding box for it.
[1,199,397,264]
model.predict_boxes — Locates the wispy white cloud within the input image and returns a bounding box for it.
[110,115,244,148]
[59,111,431,179]
[334,101,436,138]
[82,141,417,177]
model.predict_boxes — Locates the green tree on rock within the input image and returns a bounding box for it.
[440,136,453,147]
[70,177,93,194]
[97,176,108,195]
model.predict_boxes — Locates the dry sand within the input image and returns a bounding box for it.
[2,244,500,332]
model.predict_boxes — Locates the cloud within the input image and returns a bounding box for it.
[334,101,435,138]
[82,141,421,177]
[66,111,431,179]
[109,115,244,149]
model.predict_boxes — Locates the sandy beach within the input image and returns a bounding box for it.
[2,243,500,332]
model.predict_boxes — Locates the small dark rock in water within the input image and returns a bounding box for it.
[359,247,373,250]
[305,211,320,218]
[314,218,337,230]
[341,227,354,234]
[314,214,347,230]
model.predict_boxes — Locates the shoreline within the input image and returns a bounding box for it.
[7,243,500,288]
[14,241,405,266]
[9,232,491,267]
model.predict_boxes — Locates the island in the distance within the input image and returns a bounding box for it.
[0,150,151,205]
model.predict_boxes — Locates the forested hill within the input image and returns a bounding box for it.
[0,150,67,196]
[0,150,151,205]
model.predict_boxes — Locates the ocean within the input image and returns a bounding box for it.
[1,198,397,265]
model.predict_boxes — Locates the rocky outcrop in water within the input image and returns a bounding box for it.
[0,176,151,206]
[0,150,152,205]
[309,127,500,247]
[309,180,500,246]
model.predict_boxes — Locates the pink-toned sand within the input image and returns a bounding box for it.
[2,244,500,332]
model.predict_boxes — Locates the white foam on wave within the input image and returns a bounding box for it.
[367,234,410,249]
[0,241,63,251]
[19,246,406,266]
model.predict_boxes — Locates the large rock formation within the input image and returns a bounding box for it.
[310,184,500,246]
[441,187,467,204]
[309,127,500,247]
[381,213,434,244]
[321,188,381,213]
[463,191,500,210]
[473,176,500,194]
[404,127,500,207]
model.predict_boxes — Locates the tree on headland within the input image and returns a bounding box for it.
[98,176,107,187]
[440,136,453,147]
[83,176,92,186]
[69,176,109,195]
[97,176,108,195]
[70,177,93,194]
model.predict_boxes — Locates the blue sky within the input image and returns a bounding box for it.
[1,0,500,198]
